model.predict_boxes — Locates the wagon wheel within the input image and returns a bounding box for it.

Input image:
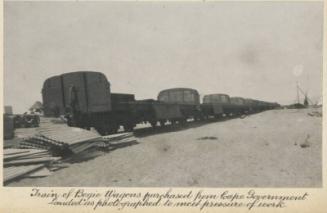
[123,123,134,132]
[171,120,178,126]
[159,120,165,127]
[150,121,157,128]
[95,126,107,136]
[95,122,118,135]
[107,123,119,134]
[194,116,201,122]
[179,118,187,125]
[214,114,222,119]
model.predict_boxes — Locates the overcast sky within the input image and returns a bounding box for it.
[4,1,323,113]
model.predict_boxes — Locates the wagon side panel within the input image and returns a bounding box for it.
[152,103,183,120]
[212,104,224,115]
[42,76,65,116]
[62,73,88,113]
[85,73,112,113]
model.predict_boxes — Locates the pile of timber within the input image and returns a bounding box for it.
[101,132,137,148]
[18,126,137,154]
[19,126,103,154]
[3,149,61,183]
[4,127,138,184]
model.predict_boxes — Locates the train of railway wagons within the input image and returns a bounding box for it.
[42,71,280,135]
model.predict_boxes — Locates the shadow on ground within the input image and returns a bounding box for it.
[133,114,247,138]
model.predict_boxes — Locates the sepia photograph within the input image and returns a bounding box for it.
[3,1,323,188]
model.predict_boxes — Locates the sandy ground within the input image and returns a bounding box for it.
[7,108,322,187]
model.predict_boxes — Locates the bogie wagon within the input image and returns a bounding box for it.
[201,94,232,118]
[229,97,247,115]
[158,88,203,122]
[42,71,136,134]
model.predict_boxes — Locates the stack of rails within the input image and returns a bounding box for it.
[3,149,61,183]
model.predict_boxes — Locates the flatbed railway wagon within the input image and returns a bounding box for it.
[157,88,203,122]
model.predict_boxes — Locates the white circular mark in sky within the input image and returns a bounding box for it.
[293,64,304,77]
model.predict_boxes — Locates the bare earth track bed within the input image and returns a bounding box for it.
[7,108,322,187]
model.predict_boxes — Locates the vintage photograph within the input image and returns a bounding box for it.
[3,1,323,187]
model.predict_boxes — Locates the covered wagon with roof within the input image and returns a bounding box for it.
[157,88,203,122]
